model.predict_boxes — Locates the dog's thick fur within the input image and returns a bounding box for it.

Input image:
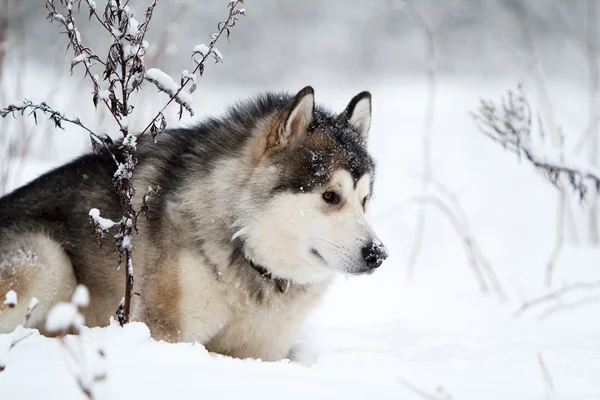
[0,87,387,361]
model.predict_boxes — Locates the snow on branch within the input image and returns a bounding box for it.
[139,0,246,137]
[145,68,193,116]
[472,85,600,200]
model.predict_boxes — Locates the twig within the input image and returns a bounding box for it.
[538,352,555,400]
[398,378,452,400]
[539,294,600,321]
[428,177,506,300]
[138,0,245,138]
[545,188,565,286]
[514,279,600,317]
[394,194,496,296]
[0,99,117,164]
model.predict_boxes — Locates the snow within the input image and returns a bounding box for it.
[98,89,111,101]
[45,303,81,334]
[89,208,117,230]
[27,298,39,314]
[145,68,193,112]
[212,47,223,62]
[122,132,136,149]
[71,285,90,308]
[120,234,132,251]
[193,44,210,57]
[2,78,600,399]
[145,68,178,94]
[71,54,87,64]
[3,291,17,307]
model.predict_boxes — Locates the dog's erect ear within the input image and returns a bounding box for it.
[267,86,315,153]
[340,91,372,140]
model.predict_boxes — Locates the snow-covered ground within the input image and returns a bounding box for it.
[1,73,600,399]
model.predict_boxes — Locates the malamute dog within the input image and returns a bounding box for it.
[0,86,388,361]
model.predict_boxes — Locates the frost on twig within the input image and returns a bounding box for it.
[472,85,600,200]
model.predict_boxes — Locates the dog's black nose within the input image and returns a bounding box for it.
[362,240,388,269]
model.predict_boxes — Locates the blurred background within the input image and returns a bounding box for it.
[1,2,600,396]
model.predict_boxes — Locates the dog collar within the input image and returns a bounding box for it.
[248,261,291,293]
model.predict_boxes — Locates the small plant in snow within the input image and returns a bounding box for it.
[472,85,600,200]
[0,0,246,326]
[46,285,107,399]
[0,296,39,372]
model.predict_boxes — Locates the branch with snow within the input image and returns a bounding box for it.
[0,100,117,162]
[472,85,600,200]
[139,0,245,137]
[145,68,193,116]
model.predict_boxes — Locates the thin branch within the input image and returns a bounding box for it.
[545,188,565,286]
[402,195,491,295]
[0,100,117,165]
[429,177,506,300]
[398,378,452,400]
[539,294,600,321]
[46,0,123,130]
[538,352,555,400]
[137,0,245,138]
[514,279,600,317]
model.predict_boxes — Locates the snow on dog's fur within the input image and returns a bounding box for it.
[0,86,388,361]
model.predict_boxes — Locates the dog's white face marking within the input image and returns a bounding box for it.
[238,170,387,284]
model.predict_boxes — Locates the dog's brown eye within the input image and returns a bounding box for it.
[322,191,340,205]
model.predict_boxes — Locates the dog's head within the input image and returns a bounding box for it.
[236,86,388,284]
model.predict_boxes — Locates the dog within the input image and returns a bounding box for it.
[0,86,388,361]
